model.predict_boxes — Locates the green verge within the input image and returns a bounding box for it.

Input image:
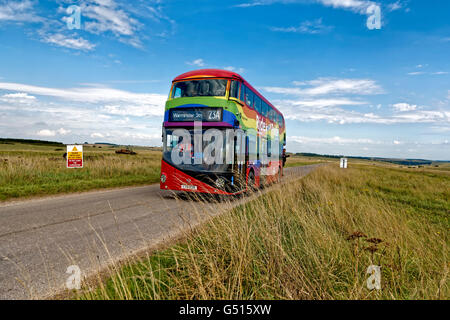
[78,164,449,300]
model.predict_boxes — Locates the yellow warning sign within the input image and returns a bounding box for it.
[69,152,82,160]
[67,145,83,168]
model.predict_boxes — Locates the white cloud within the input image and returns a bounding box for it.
[408,71,448,76]
[1,103,163,146]
[0,80,166,146]
[407,65,448,76]
[89,130,161,143]
[233,1,270,8]
[235,0,374,13]
[262,77,383,96]
[0,81,166,116]
[223,66,245,74]
[430,126,450,133]
[101,104,163,117]
[90,132,104,138]
[57,128,71,135]
[186,59,205,67]
[431,71,448,75]
[2,92,35,99]
[34,128,70,137]
[317,0,373,13]
[407,72,425,76]
[1,92,36,105]
[287,135,449,159]
[0,0,42,22]
[274,98,449,125]
[387,1,402,11]
[41,33,96,51]
[2,0,174,51]
[80,0,140,39]
[289,135,381,145]
[391,110,449,124]
[392,103,417,112]
[292,80,306,86]
[270,18,333,34]
[276,98,366,108]
[274,97,370,124]
[113,131,161,141]
[260,77,400,125]
[36,129,56,137]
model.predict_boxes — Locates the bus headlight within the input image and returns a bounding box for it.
[160,174,167,183]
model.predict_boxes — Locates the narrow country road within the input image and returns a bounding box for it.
[0,165,319,300]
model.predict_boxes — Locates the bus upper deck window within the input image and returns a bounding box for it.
[255,97,262,114]
[172,79,227,98]
[245,86,253,108]
[199,81,210,96]
[262,102,268,117]
[173,87,182,98]
[269,108,275,122]
[278,114,284,128]
[230,81,239,98]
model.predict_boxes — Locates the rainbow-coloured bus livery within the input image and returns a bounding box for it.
[160,69,286,195]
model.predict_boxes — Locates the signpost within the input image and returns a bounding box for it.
[67,145,83,168]
[340,157,348,169]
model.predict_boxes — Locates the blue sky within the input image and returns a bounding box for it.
[0,0,449,160]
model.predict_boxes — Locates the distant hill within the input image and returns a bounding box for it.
[291,152,446,166]
[0,138,64,147]
[94,142,119,146]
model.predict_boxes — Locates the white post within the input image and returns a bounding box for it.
[340,157,348,169]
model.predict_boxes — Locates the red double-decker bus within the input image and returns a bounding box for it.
[160,69,286,195]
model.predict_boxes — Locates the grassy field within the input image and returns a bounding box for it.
[284,154,332,167]
[0,142,161,201]
[76,163,449,300]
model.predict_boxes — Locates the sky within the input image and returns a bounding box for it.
[0,0,449,160]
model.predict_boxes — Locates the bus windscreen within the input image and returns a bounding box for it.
[172,79,227,98]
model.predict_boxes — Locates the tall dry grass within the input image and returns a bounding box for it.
[79,165,448,300]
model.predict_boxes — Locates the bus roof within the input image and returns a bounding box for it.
[173,69,242,81]
[172,69,284,119]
